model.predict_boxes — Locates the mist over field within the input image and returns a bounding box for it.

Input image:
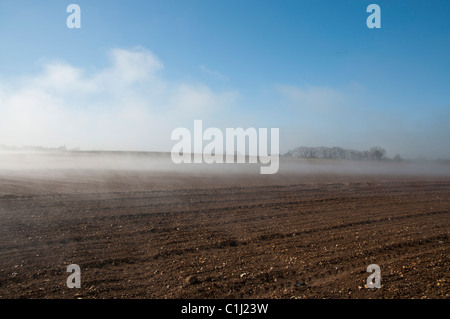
[1,148,449,299]
[1,150,449,179]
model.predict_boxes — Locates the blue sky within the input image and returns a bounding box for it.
[0,0,449,158]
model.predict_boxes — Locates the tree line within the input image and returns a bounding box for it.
[284,146,403,162]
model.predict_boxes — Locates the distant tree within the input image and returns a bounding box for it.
[369,147,386,160]
[284,146,394,161]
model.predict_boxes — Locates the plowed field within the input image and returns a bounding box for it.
[0,156,449,299]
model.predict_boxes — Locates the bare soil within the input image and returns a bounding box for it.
[0,163,449,299]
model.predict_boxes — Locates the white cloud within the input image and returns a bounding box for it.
[0,48,239,151]
[98,48,164,86]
